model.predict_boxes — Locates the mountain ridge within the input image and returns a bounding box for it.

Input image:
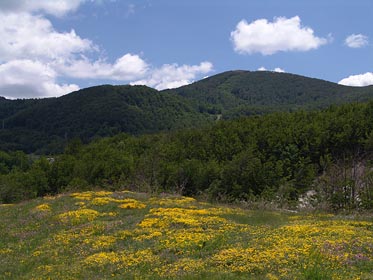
[1,70,373,153]
[168,70,373,117]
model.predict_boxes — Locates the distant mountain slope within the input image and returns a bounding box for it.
[169,70,373,118]
[1,70,373,153]
[0,85,210,153]
[0,97,39,120]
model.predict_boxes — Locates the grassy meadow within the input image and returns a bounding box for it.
[0,190,372,279]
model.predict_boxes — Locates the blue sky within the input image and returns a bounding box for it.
[0,0,372,98]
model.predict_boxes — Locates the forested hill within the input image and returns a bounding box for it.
[2,101,373,210]
[169,70,373,118]
[0,85,210,153]
[1,70,373,153]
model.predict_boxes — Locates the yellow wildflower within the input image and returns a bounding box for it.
[84,235,117,249]
[57,209,100,225]
[118,198,146,209]
[34,203,51,212]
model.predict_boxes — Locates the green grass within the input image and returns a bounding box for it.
[0,190,372,279]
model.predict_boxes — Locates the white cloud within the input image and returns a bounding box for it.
[57,54,149,80]
[0,60,79,99]
[56,54,213,90]
[344,34,369,48]
[0,0,85,17]
[0,10,94,98]
[132,62,213,90]
[0,12,94,62]
[231,16,328,55]
[338,72,373,87]
[0,1,213,98]
[273,67,285,73]
[257,66,285,73]
[111,54,148,80]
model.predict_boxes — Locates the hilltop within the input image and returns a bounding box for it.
[169,70,373,117]
[1,70,373,153]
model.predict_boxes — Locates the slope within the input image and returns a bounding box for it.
[0,85,210,153]
[169,70,373,118]
[0,191,372,279]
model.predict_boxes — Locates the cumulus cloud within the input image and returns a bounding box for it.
[231,16,328,55]
[0,9,95,98]
[0,12,94,62]
[0,60,79,98]
[338,72,373,87]
[58,55,212,90]
[257,67,285,73]
[56,54,149,80]
[132,62,213,90]
[0,1,214,98]
[0,0,85,17]
[344,34,369,48]
[273,67,285,73]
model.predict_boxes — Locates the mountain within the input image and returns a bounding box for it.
[169,70,373,118]
[0,96,39,120]
[0,85,210,153]
[1,70,373,153]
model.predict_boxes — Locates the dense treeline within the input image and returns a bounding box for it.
[0,85,211,153]
[2,71,373,154]
[2,101,373,210]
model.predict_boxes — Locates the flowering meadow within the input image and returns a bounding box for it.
[0,190,372,279]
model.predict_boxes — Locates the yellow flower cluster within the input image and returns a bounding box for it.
[52,230,81,245]
[211,247,292,273]
[83,249,159,268]
[3,190,372,279]
[118,199,146,209]
[74,201,86,207]
[70,190,113,200]
[70,192,94,200]
[156,257,206,277]
[135,205,243,256]
[208,217,373,277]
[0,248,13,254]
[115,230,133,240]
[138,207,226,228]
[91,197,113,206]
[83,251,120,266]
[132,229,162,241]
[32,250,42,257]
[70,191,147,209]
[150,196,197,207]
[100,211,117,217]
[84,235,117,249]
[57,209,100,225]
[50,224,106,249]
[34,203,51,212]
[160,229,215,251]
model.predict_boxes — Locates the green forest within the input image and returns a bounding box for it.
[2,99,373,211]
[1,71,373,154]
